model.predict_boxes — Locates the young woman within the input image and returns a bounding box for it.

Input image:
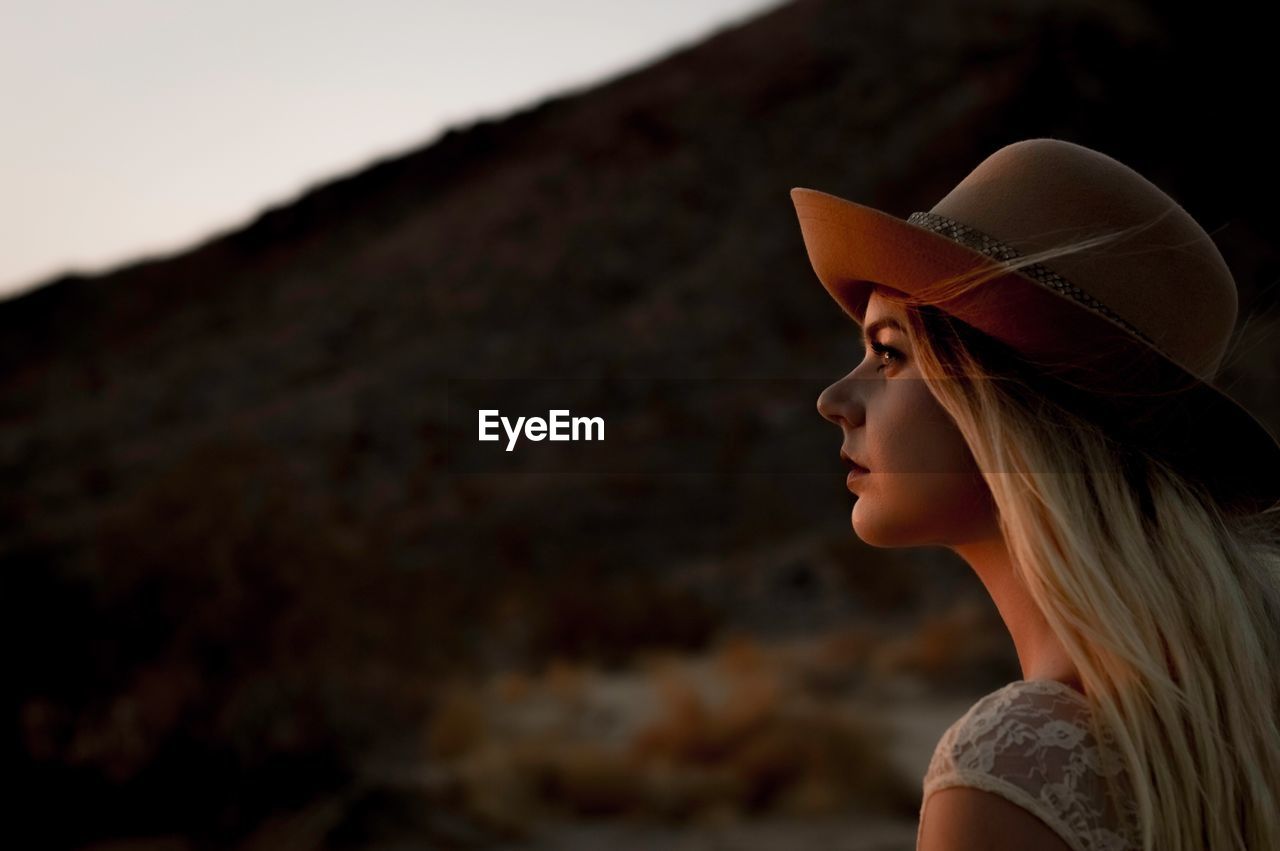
[791,138,1280,851]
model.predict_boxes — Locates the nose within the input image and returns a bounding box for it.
[816,370,865,428]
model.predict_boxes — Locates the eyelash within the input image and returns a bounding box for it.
[869,341,901,370]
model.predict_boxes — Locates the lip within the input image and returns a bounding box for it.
[840,450,870,472]
[846,464,869,490]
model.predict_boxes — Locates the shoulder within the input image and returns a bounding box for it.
[918,785,1075,851]
[930,679,1097,766]
[918,680,1139,851]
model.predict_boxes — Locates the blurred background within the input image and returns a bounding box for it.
[4,0,1278,848]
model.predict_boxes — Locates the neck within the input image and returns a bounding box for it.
[949,534,1084,693]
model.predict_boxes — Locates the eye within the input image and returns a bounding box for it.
[870,340,902,371]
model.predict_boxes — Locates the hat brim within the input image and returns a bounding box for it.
[790,186,1280,515]
[791,187,1143,363]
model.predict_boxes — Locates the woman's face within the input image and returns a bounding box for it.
[816,289,997,548]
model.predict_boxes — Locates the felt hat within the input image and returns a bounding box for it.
[791,137,1280,514]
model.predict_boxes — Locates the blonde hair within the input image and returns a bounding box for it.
[874,233,1280,851]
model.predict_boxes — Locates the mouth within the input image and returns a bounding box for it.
[840,451,870,474]
[841,451,870,490]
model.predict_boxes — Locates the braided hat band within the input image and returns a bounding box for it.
[904,211,1167,358]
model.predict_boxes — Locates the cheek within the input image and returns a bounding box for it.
[869,379,976,475]
[852,382,994,546]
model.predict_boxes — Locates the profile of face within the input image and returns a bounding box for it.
[816,288,998,549]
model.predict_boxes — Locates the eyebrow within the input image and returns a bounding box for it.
[862,317,904,347]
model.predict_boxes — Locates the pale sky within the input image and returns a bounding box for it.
[0,0,786,302]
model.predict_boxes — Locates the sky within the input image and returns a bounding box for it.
[0,0,786,302]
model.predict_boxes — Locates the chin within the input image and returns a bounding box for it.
[851,501,925,549]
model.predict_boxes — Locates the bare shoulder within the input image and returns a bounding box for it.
[917,786,1075,851]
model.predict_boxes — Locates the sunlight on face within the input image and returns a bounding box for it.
[815,289,997,548]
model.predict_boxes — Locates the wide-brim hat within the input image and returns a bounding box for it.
[791,137,1280,515]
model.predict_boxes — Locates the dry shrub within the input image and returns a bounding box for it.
[541,658,588,705]
[813,624,878,671]
[712,632,769,679]
[628,650,916,821]
[630,662,777,766]
[451,736,646,829]
[424,628,923,833]
[639,758,745,822]
[725,703,913,817]
[779,624,878,695]
[491,670,534,704]
[453,740,547,840]
[523,568,722,669]
[632,665,709,761]
[868,597,1011,684]
[540,741,644,816]
[433,664,644,828]
[426,684,486,760]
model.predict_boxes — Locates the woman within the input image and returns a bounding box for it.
[791,139,1280,851]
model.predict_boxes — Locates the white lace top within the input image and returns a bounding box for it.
[918,679,1142,851]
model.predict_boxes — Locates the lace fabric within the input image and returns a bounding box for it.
[917,679,1142,851]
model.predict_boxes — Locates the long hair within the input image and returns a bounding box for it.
[874,231,1280,850]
